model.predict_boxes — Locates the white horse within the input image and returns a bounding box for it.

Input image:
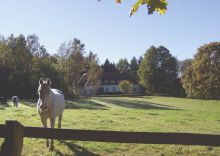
[37,78,65,151]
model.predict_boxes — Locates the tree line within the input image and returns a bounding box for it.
[0,34,219,99]
[0,34,102,98]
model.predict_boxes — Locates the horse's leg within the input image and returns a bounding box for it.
[49,115,56,151]
[58,113,63,129]
[41,117,49,147]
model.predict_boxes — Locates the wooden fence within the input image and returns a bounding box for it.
[1,120,220,156]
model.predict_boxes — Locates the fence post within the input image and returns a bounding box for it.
[1,120,24,156]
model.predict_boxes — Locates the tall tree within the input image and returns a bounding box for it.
[181,42,220,99]
[26,34,40,56]
[130,56,139,79]
[57,38,86,93]
[0,37,11,96]
[178,59,192,77]
[138,56,143,65]
[101,59,117,73]
[84,52,103,89]
[138,46,178,95]
[116,58,130,74]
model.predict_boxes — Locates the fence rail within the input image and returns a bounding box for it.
[1,120,220,156]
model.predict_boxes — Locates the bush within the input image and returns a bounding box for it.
[119,80,133,94]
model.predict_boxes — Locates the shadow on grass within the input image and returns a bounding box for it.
[65,99,108,110]
[21,97,181,111]
[21,99,38,107]
[20,98,108,110]
[55,140,99,156]
[96,98,181,110]
[0,105,6,110]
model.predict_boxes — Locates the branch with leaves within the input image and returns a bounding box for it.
[115,0,168,16]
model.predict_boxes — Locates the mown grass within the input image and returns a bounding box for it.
[0,96,220,155]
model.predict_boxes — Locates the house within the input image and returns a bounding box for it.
[99,73,140,94]
[79,73,140,96]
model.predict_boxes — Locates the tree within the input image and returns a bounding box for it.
[0,34,65,97]
[26,34,40,56]
[0,38,11,96]
[113,0,168,16]
[119,80,133,94]
[101,59,117,73]
[85,51,103,88]
[57,39,105,95]
[0,34,33,96]
[181,42,220,99]
[32,56,62,84]
[138,46,179,95]
[130,56,139,79]
[138,56,143,65]
[178,59,192,77]
[67,40,85,93]
[26,34,49,57]
[116,58,130,74]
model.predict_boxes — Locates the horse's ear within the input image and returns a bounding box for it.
[46,79,51,86]
[39,78,43,85]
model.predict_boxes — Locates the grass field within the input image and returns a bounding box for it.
[0,96,220,156]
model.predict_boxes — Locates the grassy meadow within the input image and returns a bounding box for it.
[0,96,220,155]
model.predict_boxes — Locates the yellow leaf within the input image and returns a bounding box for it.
[129,0,143,16]
[155,8,166,15]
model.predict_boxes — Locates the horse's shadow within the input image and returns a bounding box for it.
[55,140,99,156]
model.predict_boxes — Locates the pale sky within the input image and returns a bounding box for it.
[0,0,220,64]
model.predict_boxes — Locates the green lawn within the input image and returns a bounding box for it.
[0,96,220,156]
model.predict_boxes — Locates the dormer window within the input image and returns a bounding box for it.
[111,80,115,84]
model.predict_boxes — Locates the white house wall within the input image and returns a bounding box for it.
[102,84,140,94]
[80,84,140,96]
[102,85,120,93]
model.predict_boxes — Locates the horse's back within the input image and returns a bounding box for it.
[52,89,64,96]
[12,96,18,100]
[51,89,65,115]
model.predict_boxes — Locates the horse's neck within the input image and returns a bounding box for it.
[47,89,54,106]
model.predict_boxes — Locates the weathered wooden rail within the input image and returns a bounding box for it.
[1,120,220,156]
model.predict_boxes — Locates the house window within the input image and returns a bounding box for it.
[133,87,136,93]
[112,87,115,92]
[105,87,109,92]
[111,80,115,84]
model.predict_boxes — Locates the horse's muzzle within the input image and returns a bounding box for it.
[40,105,47,111]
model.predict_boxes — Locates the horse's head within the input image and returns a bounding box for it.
[38,78,51,111]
